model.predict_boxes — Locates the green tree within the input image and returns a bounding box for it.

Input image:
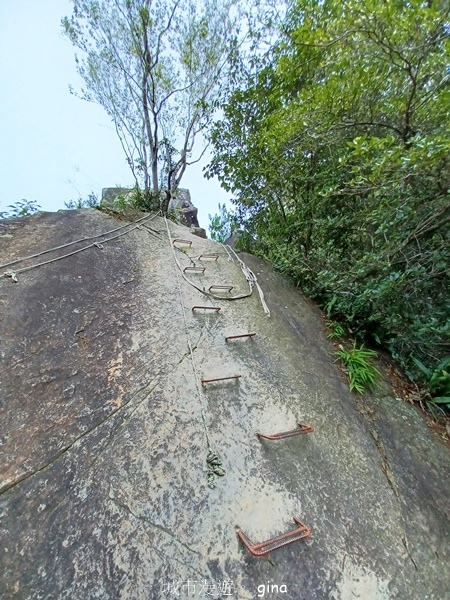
[208,202,239,241]
[208,0,450,378]
[62,0,249,213]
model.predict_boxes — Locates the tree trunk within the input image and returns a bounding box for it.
[162,189,172,216]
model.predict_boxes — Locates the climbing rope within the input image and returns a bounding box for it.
[2,212,160,281]
[221,243,235,263]
[163,218,251,302]
[163,219,271,315]
[0,212,156,270]
[224,244,271,317]
[165,216,225,488]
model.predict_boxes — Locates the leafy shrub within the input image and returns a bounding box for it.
[334,343,380,394]
[412,356,450,413]
[0,199,41,219]
[207,0,450,391]
[112,188,160,214]
[327,321,345,340]
[208,203,239,242]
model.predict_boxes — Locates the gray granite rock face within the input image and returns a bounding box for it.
[0,210,449,599]
[101,187,201,229]
[168,188,200,228]
[190,226,207,239]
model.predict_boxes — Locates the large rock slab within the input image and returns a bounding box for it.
[168,188,200,228]
[0,210,449,599]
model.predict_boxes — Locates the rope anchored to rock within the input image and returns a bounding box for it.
[165,216,226,489]
[165,219,270,317]
[2,212,159,282]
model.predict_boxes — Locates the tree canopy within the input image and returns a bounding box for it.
[207,0,450,380]
[63,0,248,212]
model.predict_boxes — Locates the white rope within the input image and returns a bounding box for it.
[221,243,234,262]
[162,220,269,319]
[165,216,226,488]
[2,212,159,282]
[164,220,253,302]
[164,216,213,444]
[224,245,271,317]
[0,212,156,270]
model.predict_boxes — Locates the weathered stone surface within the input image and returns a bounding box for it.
[0,210,449,599]
[101,187,201,230]
[224,230,243,249]
[190,226,207,239]
[168,189,200,228]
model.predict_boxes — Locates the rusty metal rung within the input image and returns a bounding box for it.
[201,375,241,385]
[225,333,256,341]
[237,517,311,557]
[183,266,205,273]
[192,306,221,312]
[209,285,233,292]
[257,423,314,440]
[173,238,192,247]
[199,254,219,261]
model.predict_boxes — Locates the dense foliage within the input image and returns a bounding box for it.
[207,0,450,381]
[208,202,239,241]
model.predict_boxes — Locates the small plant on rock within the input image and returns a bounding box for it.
[334,343,380,394]
[64,192,100,210]
[327,320,345,340]
[0,199,41,219]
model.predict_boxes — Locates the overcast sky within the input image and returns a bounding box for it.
[0,0,230,228]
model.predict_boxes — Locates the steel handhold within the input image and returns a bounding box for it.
[237,517,311,557]
[256,423,314,440]
[225,333,256,341]
[172,238,192,247]
[199,254,219,261]
[183,266,205,273]
[201,375,241,385]
[209,285,233,292]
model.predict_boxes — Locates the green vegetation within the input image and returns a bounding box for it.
[208,0,450,390]
[334,343,381,395]
[412,356,450,413]
[0,199,41,219]
[64,192,100,210]
[326,321,345,340]
[62,0,255,213]
[208,203,239,242]
[111,188,160,214]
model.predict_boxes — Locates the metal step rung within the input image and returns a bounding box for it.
[209,285,233,292]
[199,253,219,261]
[192,306,221,313]
[201,375,241,385]
[173,238,192,247]
[237,517,311,557]
[257,423,314,440]
[183,266,205,273]
[225,333,256,341]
